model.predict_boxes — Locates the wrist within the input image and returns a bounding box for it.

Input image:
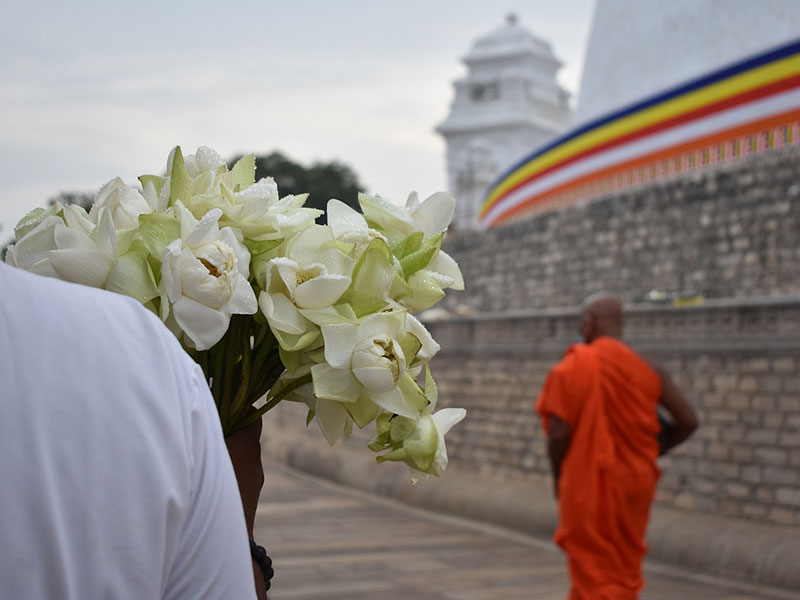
[249,538,274,593]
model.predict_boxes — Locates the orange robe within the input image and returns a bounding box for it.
[536,337,662,600]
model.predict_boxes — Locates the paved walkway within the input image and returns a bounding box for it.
[255,463,797,600]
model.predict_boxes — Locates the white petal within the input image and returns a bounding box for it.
[287,224,336,259]
[95,210,117,259]
[357,311,406,343]
[172,296,230,351]
[48,248,113,288]
[218,226,251,278]
[311,364,361,403]
[186,208,223,247]
[175,201,199,240]
[405,191,420,212]
[294,274,351,309]
[432,408,466,437]
[5,216,61,272]
[194,146,225,172]
[321,322,360,369]
[259,292,312,335]
[369,387,419,419]
[315,398,350,445]
[299,304,359,326]
[327,199,368,239]
[411,191,455,239]
[62,204,94,235]
[142,181,158,211]
[405,314,441,361]
[352,365,396,393]
[429,250,464,290]
[160,241,184,302]
[223,274,258,315]
[274,258,301,297]
[54,223,94,250]
[358,193,415,243]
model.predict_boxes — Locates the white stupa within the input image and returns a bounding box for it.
[576,0,800,125]
[437,14,572,230]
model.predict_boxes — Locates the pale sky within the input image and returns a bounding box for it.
[0,0,595,244]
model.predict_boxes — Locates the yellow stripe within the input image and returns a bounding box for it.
[482,53,800,213]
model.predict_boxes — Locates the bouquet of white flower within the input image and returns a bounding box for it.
[5,146,466,479]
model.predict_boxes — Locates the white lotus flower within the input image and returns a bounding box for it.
[90,177,153,230]
[188,153,322,243]
[45,206,120,289]
[329,194,463,311]
[370,366,466,480]
[159,202,257,350]
[259,225,354,352]
[4,202,65,277]
[326,199,388,257]
[312,310,435,420]
[359,191,455,246]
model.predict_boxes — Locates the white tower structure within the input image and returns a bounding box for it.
[437,14,572,231]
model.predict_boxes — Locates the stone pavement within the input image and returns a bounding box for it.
[254,463,797,600]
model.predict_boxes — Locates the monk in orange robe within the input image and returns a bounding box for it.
[536,294,697,599]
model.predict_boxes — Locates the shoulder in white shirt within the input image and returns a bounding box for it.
[0,262,256,600]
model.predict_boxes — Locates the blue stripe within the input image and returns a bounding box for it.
[483,36,800,204]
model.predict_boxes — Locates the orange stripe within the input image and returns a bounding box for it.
[489,108,800,227]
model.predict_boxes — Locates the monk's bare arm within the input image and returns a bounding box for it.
[651,364,698,454]
[546,415,570,498]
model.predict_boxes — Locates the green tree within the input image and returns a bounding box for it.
[231,152,364,223]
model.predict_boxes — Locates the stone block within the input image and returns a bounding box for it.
[725,392,750,409]
[741,465,761,484]
[763,466,799,486]
[773,357,796,372]
[776,487,800,507]
[746,428,778,445]
[754,447,787,464]
[777,395,800,412]
[768,506,795,524]
[751,394,775,410]
[724,482,751,498]
[778,429,800,447]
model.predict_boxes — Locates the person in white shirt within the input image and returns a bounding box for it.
[0,261,264,599]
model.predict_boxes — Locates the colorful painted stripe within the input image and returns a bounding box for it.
[479,38,800,228]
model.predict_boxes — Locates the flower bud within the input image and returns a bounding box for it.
[350,335,406,393]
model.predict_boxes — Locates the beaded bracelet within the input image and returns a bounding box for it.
[249,539,274,592]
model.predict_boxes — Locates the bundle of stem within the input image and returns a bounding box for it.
[193,315,309,435]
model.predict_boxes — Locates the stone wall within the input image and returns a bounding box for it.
[444,148,800,313]
[427,298,800,526]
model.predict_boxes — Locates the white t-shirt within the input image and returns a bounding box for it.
[0,262,257,599]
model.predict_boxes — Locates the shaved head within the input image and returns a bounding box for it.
[580,292,623,343]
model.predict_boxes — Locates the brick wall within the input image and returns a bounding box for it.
[444,148,800,313]
[426,299,800,526]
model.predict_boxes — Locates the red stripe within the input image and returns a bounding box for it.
[485,73,800,212]
[487,108,800,227]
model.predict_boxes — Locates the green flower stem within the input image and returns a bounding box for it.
[238,373,312,429]
[211,340,226,409]
[228,321,253,422]
[219,318,240,427]
[245,356,283,408]
[250,326,276,374]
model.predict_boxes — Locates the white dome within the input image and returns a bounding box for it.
[465,14,560,65]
